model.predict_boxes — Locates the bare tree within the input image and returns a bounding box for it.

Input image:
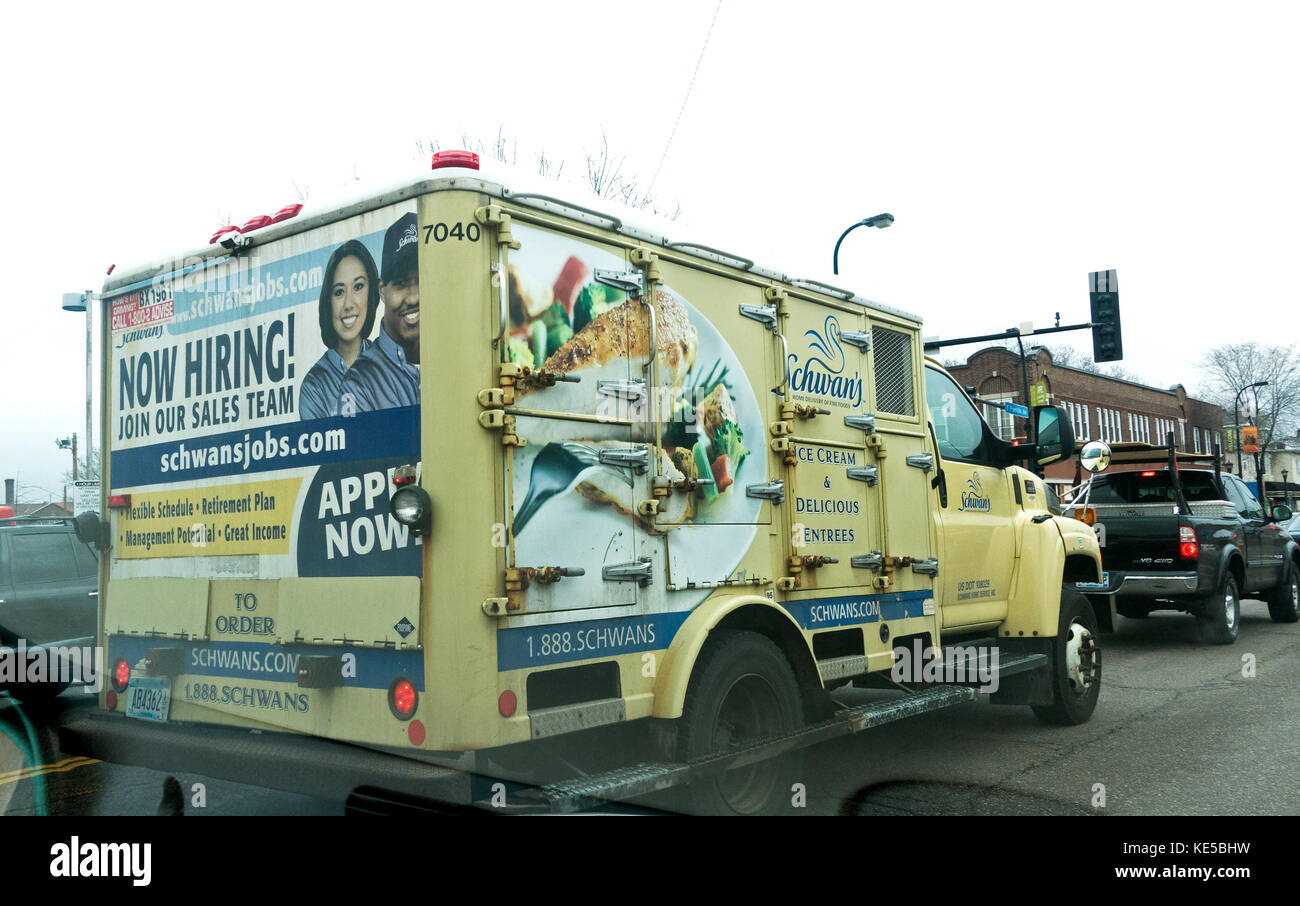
[418,127,680,219]
[1200,343,1300,448]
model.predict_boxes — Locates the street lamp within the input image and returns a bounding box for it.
[1234,381,1268,479]
[832,213,894,275]
[61,290,94,479]
[1284,468,1291,508]
[56,434,78,482]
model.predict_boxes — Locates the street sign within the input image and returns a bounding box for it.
[74,479,100,515]
[1030,382,1049,407]
[1004,402,1030,418]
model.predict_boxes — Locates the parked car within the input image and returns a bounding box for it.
[1071,442,1298,643]
[0,517,99,699]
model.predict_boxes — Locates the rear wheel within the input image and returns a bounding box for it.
[1032,588,1101,726]
[1198,574,1240,644]
[1267,562,1300,623]
[675,630,803,816]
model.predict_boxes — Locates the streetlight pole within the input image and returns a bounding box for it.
[1234,380,1268,479]
[832,213,894,275]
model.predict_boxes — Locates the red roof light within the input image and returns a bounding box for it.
[431,150,480,171]
[271,204,303,223]
[240,215,273,232]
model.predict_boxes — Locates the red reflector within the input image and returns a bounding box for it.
[390,678,417,720]
[1180,542,1199,559]
[432,150,480,171]
[271,203,303,223]
[112,659,131,692]
[1141,471,1157,477]
[408,720,426,746]
[210,226,240,245]
[106,690,118,709]
[107,494,131,509]
[106,264,116,275]
[499,690,517,718]
[240,215,273,232]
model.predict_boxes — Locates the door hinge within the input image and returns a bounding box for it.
[594,268,644,298]
[906,452,934,472]
[474,205,521,249]
[851,551,884,570]
[910,557,940,577]
[845,413,876,434]
[840,330,871,351]
[739,303,779,331]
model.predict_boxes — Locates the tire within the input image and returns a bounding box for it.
[1032,588,1101,726]
[1267,561,1300,623]
[1198,574,1241,644]
[675,630,804,816]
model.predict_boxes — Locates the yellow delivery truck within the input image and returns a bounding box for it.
[67,151,1104,814]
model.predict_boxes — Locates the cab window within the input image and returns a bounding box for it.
[924,366,1006,466]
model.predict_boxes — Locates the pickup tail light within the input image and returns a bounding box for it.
[1179,526,1199,560]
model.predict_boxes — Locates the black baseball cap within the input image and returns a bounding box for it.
[381,212,419,284]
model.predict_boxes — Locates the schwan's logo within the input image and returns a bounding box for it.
[959,471,992,512]
[788,316,863,408]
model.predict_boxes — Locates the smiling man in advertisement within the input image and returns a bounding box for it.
[341,212,421,413]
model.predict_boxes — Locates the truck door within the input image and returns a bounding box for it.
[1224,475,1278,591]
[922,365,1016,631]
[496,221,645,614]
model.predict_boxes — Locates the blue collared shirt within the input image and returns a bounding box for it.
[299,340,373,421]
[341,327,420,413]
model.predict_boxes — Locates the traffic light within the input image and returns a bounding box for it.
[1089,269,1122,363]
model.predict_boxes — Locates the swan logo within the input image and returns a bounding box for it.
[960,471,992,512]
[788,316,863,408]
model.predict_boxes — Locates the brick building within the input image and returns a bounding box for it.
[945,346,1227,490]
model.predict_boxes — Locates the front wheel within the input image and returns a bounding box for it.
[1198,574,1241,644]
[1267,562,1300,623]
[1032,588,1101,726]
[675,630,804,815]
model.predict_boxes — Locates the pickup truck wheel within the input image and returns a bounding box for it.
[675,630,803,815]
[1031,588,1101,726]
[1198,574,1240,644]
[1267,562,1300,623]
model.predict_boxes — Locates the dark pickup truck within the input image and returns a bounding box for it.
[1071,443,1299,643]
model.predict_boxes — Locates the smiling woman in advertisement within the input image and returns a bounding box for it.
[299,240,380,420]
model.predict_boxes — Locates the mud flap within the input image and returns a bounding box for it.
[988,638,1054,706]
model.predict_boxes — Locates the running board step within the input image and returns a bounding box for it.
[515,684,976,813]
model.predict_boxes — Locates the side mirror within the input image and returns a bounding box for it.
[1272,504,1293,523]
[1079,441,1112,474]
[73,510,104,549]
[1033,405,1075,467]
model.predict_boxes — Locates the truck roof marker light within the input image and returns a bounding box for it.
[107,494,131,509]
[106,264,116,275]
[210,226,241,245]
[408,720,426,746]
[112,659,131,693]
[499,690,517,717]
[271,204,303,223]
[431,150,480,171]
[240,214,273,233]
[389,678,418,721]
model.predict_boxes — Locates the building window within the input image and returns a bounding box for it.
[982,393,1015,442]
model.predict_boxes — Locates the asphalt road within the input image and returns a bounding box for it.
[1,597,1296,817]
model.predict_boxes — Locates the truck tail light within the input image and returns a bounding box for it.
[1179,526,1198,560]
[107,494,131,509]
[431,150,480,171]
[389,677,418,720]
[112,658,131,693]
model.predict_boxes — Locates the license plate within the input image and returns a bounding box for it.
[1075,572,1110,590]
[125,676,172,722]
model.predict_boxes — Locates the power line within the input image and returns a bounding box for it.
[647,1,723,196]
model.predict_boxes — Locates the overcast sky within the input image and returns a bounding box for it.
[2,1,1296,501]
